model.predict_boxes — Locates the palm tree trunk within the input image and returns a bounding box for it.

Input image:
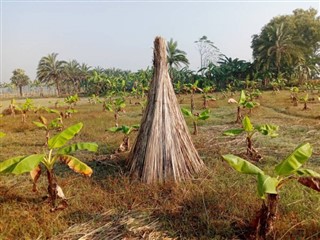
[19,86,23,97]
[55,78,62,97]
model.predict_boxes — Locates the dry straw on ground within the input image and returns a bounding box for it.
[128,36,205,183]
[51,210,174,240]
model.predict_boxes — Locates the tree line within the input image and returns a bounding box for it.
[6,8,320,97]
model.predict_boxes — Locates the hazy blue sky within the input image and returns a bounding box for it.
[1,0,319,83]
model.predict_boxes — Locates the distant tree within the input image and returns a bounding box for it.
[166,38,189,69]
[251,8,320,80]
[195,35,220,68]
[64,60,82,94]
[79,63,91,93]
[10,68,30,97]
[37,53,66,96]
[252,23,304,77]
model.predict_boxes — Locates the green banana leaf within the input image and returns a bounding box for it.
[198,109,210,120]
[257,173,278,199]
[0,154,45,174]
[275,143,312,176]
[48,122,83,149]
[33,121,47,130]
[57,142,98,155]
[296,168,320,178]
[238,90,246,105]
[256,124,279,137]
[242,116,254,132]
[223,129,244,136]
[222,154,264,175]
[181,108,193,117]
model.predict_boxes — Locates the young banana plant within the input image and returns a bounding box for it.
[15,98,35,123]
[184,81,203,114]
[223,116,278,161]
[64,94,79,118]
[228,90,260,123]
[202,86,216,109]
[222,143,320,240]
[300,93,309,110]
[0,122,98,212]
[33,109,63,146]
[290,87,299,106]
[181,108,210,135]
[104,97,126,127]
[88,94,102,104]
[64,94,79,109]
[107,124,139,152]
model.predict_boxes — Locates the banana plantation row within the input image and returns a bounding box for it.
[1,84,320,239]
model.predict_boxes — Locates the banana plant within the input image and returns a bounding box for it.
[0,122,98,211]
[300,93,309,110]
[202,86,216,109]
[223,116,278,161]
[181,108,210,135]
[15,98,35,123]
[222,143,320,240]
[107,124,139,152]
[228,90,260,123]
[104,97,126,127]
[290,87,299,106]
[33,112,63,146]
[63,94,79,118]
[64,94,79,109]
[88,94,102,104]
[184,81,203,113]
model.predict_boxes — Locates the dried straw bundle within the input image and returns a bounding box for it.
[128,37,205,183]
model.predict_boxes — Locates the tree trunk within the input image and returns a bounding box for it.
[19,86,23,97]
[193,121,198,135]
[45,130,50,146]
[22,111,27,123]
[55,78,61,97]
[257,194,279,240]
[128,37,205,183]
[191,91,195,114]
[203,96,208,109]
[246,136,261,162]
[114,112,119,127]
[303,102,308,110]
[236,106,242,123]
[47,169,58,209]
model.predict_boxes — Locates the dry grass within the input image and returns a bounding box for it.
[0,91,320,239]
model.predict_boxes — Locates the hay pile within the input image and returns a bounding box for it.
[128,37,204,183]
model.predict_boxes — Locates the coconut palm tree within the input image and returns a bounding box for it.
[64,60,82,94]
[166,38,189,73]
[10,69,30,97]
[252,23,304,77]
[37,53,66,96]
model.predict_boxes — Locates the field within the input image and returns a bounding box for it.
[1,90,320,239]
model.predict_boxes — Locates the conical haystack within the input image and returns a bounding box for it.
[128,36,205,183]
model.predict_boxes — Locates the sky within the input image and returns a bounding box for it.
[1,0,320,83]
